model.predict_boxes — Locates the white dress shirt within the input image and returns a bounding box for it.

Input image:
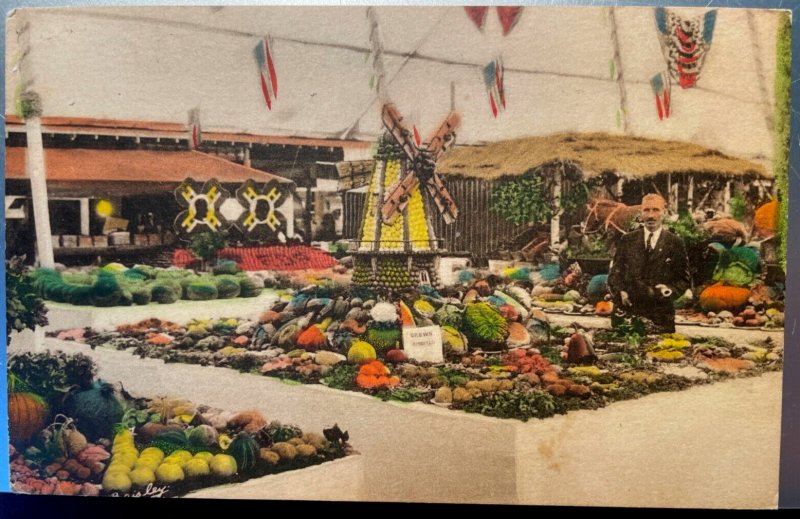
[644,227,662,251]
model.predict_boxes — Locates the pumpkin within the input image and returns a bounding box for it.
[8,392,48,445]
[699,283,751,312]
[296,325,326,351]
[228,432,259,472]
[753,200,778,237]
[594,300,614,316]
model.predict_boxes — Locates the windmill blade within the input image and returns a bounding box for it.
[382,104,419,163]
[424,172,458,224]
[381,172,420,223]
[426,112,461,161]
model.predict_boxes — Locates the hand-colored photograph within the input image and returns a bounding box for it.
[3,4,791,507]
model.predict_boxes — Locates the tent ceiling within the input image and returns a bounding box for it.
[5,6,781,173]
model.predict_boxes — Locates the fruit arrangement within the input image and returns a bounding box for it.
[173,245,337,272]
[7,352,354,498]
[376,257,413,289]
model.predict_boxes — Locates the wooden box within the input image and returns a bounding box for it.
[78,235,94,247]
[92,235,109,247]
[133,234,149,246]
[146,233,162,246]
[61,235,78,248]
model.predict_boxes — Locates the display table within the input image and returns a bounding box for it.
[11,334,781,507]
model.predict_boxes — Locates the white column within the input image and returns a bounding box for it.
[80,198,90,236]
[26,116,55,268]
[550,167,562,247]
[687,176,694,213]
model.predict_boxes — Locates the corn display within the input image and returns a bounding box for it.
[378,160,404,251]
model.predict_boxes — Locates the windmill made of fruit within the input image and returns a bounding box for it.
[350,103,461,291]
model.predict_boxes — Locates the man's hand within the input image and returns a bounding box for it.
[619,291,632,307]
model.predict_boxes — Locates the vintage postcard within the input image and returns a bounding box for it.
[2,3,794,508]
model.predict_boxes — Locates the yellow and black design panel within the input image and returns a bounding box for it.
[173,177,231,239]
[235,178,289,241]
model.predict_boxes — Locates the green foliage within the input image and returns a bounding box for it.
[6,257,48,342]
[374,133,405,161]
[321,364,358,391]
[460,390,559,421]
[775,12,791,270]
[237,275,261,298]
[150,282,181,304]
[188,231,227,265]
[90,272,123,307]
[8,351,96,405]
[374,387,429,402]
[490,171,552,225]
[666,210,709,250]
[186,278,219,301]
[729,191,747,222]
[212,260,239,276]
[463,302,509,344]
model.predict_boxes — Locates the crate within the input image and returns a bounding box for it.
[78,235,94,247]
[61,235,78,248]
[92,235,109,247]
[146,233,162,245]
[133,234,149,246]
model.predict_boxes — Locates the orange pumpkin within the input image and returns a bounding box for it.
[594,300,614,316]
[296,325,326,351]
[699,283,751,312]
[753,200,778,238]
[8,392,48,444]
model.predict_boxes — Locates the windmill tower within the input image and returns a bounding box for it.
[350,104,461,291]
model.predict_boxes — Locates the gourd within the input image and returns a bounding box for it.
[8,390,48,444]
[347,341,377,364]
[63,381,123,441]
[699,283,751,312]
[594,300,614,316]
[185,280,219,301]
[462,302,509,345]
[214,275,241,299]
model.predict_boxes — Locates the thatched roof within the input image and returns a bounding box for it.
[435,133,769,180]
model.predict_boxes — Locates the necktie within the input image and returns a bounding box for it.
[647,232,654,253]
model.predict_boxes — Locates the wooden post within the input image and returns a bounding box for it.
[243,147,251,168]
[669,175,679,214]
[615,178,625,199]
[687,176,694,213]
[723,180,732,214]
[26,116,55,268]
[80,198,90,236]
[550,164,563,247]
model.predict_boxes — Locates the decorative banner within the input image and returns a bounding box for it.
[413,125,421,147]
[366,7,387,101]
[650,71,672,120]
[188,107,202,149]
[174,178,231,238]
[483,57,506,118]
[496,7,524,36]
[655,8,717,89]
[464,6,523,36]
[464,6,489,31]
[254,35,278,110]
[235,178,289,241]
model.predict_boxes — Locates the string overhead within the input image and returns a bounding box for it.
[366,7,389,104]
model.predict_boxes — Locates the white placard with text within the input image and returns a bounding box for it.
[402,326,444,363]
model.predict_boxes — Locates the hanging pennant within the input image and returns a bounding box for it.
[254,35,278,110]
[188,108,202,150]
[650,72,672,120]
[174,178,231,239]
[235,178,289,241]
[413,125,421,147]
[464,7,523,36]
[464,7,489,31]
[655,8,717,89]
[483,57,506,118]
[496,7,524,36]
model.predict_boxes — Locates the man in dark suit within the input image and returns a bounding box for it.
[608,193,690,333]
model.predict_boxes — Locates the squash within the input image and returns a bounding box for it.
[228,432,259,472]
[594,300,614,317]
[699,283,751,312]
[462,302,509,346]
[364,323,401,354]
[753,200,778,237]
[186,425,219,449]
[296,325,326,351]
[347,341,377,364]
[8,392,48,445]
[398,301,416,327]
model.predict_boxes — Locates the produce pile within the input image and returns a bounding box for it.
[29,261,263,307]
[54,273,783,422]
[172,245,337,271]
[7,351,353,497]
[457,260,785,330]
